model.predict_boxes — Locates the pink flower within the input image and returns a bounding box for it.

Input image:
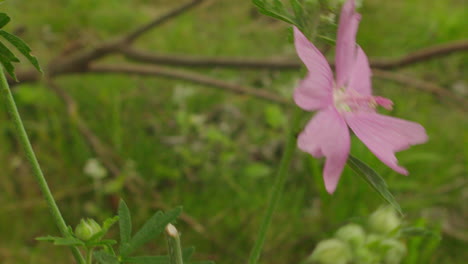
[294,0,428,194]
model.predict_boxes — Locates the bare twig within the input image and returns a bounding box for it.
[88,63,290,105]
[122,0,204,44]
[121,47,300,70]
[372,69,468,111]
[372,40,468,69]
[120,40,468,70]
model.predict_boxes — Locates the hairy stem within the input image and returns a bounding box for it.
[247,107,302,264]
[0,66,85,264]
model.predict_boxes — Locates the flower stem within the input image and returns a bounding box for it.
[165,224,184,264]
[0,67,85,264]
[247,107,302,264]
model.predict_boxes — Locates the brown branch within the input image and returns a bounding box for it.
[13,0,205,85]
[122,0,204,44]
[373,69,468,111]
[372,40,468,69]
[121,47,300,70]
[88,63,290,105]
[120,40,468,70]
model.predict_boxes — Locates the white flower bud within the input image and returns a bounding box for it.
[335,223,366,248]
[381,239,407,264]
[369,206,401,234]
[307,238,352,264]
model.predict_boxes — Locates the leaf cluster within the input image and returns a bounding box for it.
[0,13,41,81]
[38,200,213,264]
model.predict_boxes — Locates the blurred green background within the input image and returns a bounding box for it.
[0,0,466,263]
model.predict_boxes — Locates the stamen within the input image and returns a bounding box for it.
[333,89,393,113]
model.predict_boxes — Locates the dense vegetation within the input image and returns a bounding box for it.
[0,0,466,263]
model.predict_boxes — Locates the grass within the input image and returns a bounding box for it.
[0,0,466,263]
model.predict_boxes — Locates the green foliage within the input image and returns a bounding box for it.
[0,13,42,80]
[119,200,132,253]
[121,207,182,256]
[0,0,466,263]
[347,155,402,215]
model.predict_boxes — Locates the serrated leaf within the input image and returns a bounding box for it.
[122,207,183,256]
[252,0,298,26]
[124,256,170,264]
[119,199,132,253]
[0,53,17,81]
[0,30,42,72]
[94,250,119,264]
[347,155,402,215]
[0,13,10,28]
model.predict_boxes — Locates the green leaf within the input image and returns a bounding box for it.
[0,30,42,72]
[87,239,118,247]
[119,200,132,253]
[347,155,402,215]
[400,227,440,239]
[122,207,183,256]
[53,237,86,246]
[88,215,119,242]
[0,13,10,28]
[182,247,195,261]
[187,261,215,264]
[124,256,170,264]
[94,250,120,264]
[0,41,19,62]
[36,235,62,242]
[36,235,85,246]
[252,0,298,26]
[0,53,17,81]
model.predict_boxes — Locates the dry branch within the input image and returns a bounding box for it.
[122,0,204,43]
[120,40,468,70]
[372,69,467,110]
[88,63,290,105]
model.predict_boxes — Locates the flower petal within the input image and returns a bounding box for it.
[347,46,372,96]
[293,27,333,110]
[344,112,428,175]
[298,109,350,193]
[294,73,334,110]
[335,0,361,88]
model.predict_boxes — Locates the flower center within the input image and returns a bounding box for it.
[333,88,393,113]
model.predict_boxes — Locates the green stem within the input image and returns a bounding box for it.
[248,107,302,264]
[165,224,184,264]
[0,67,85,264]
[86,248,94,264]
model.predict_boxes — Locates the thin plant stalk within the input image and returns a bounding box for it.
[165,224,184,264]
[0,66,86,264]
[247,107,302,264]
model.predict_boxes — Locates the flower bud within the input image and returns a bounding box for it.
[369,206,401,234]
[307,238,352,264]
[381,239,407,264]
[84,158,107,180]
[335,223,366,248]
[75,218,101,241]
